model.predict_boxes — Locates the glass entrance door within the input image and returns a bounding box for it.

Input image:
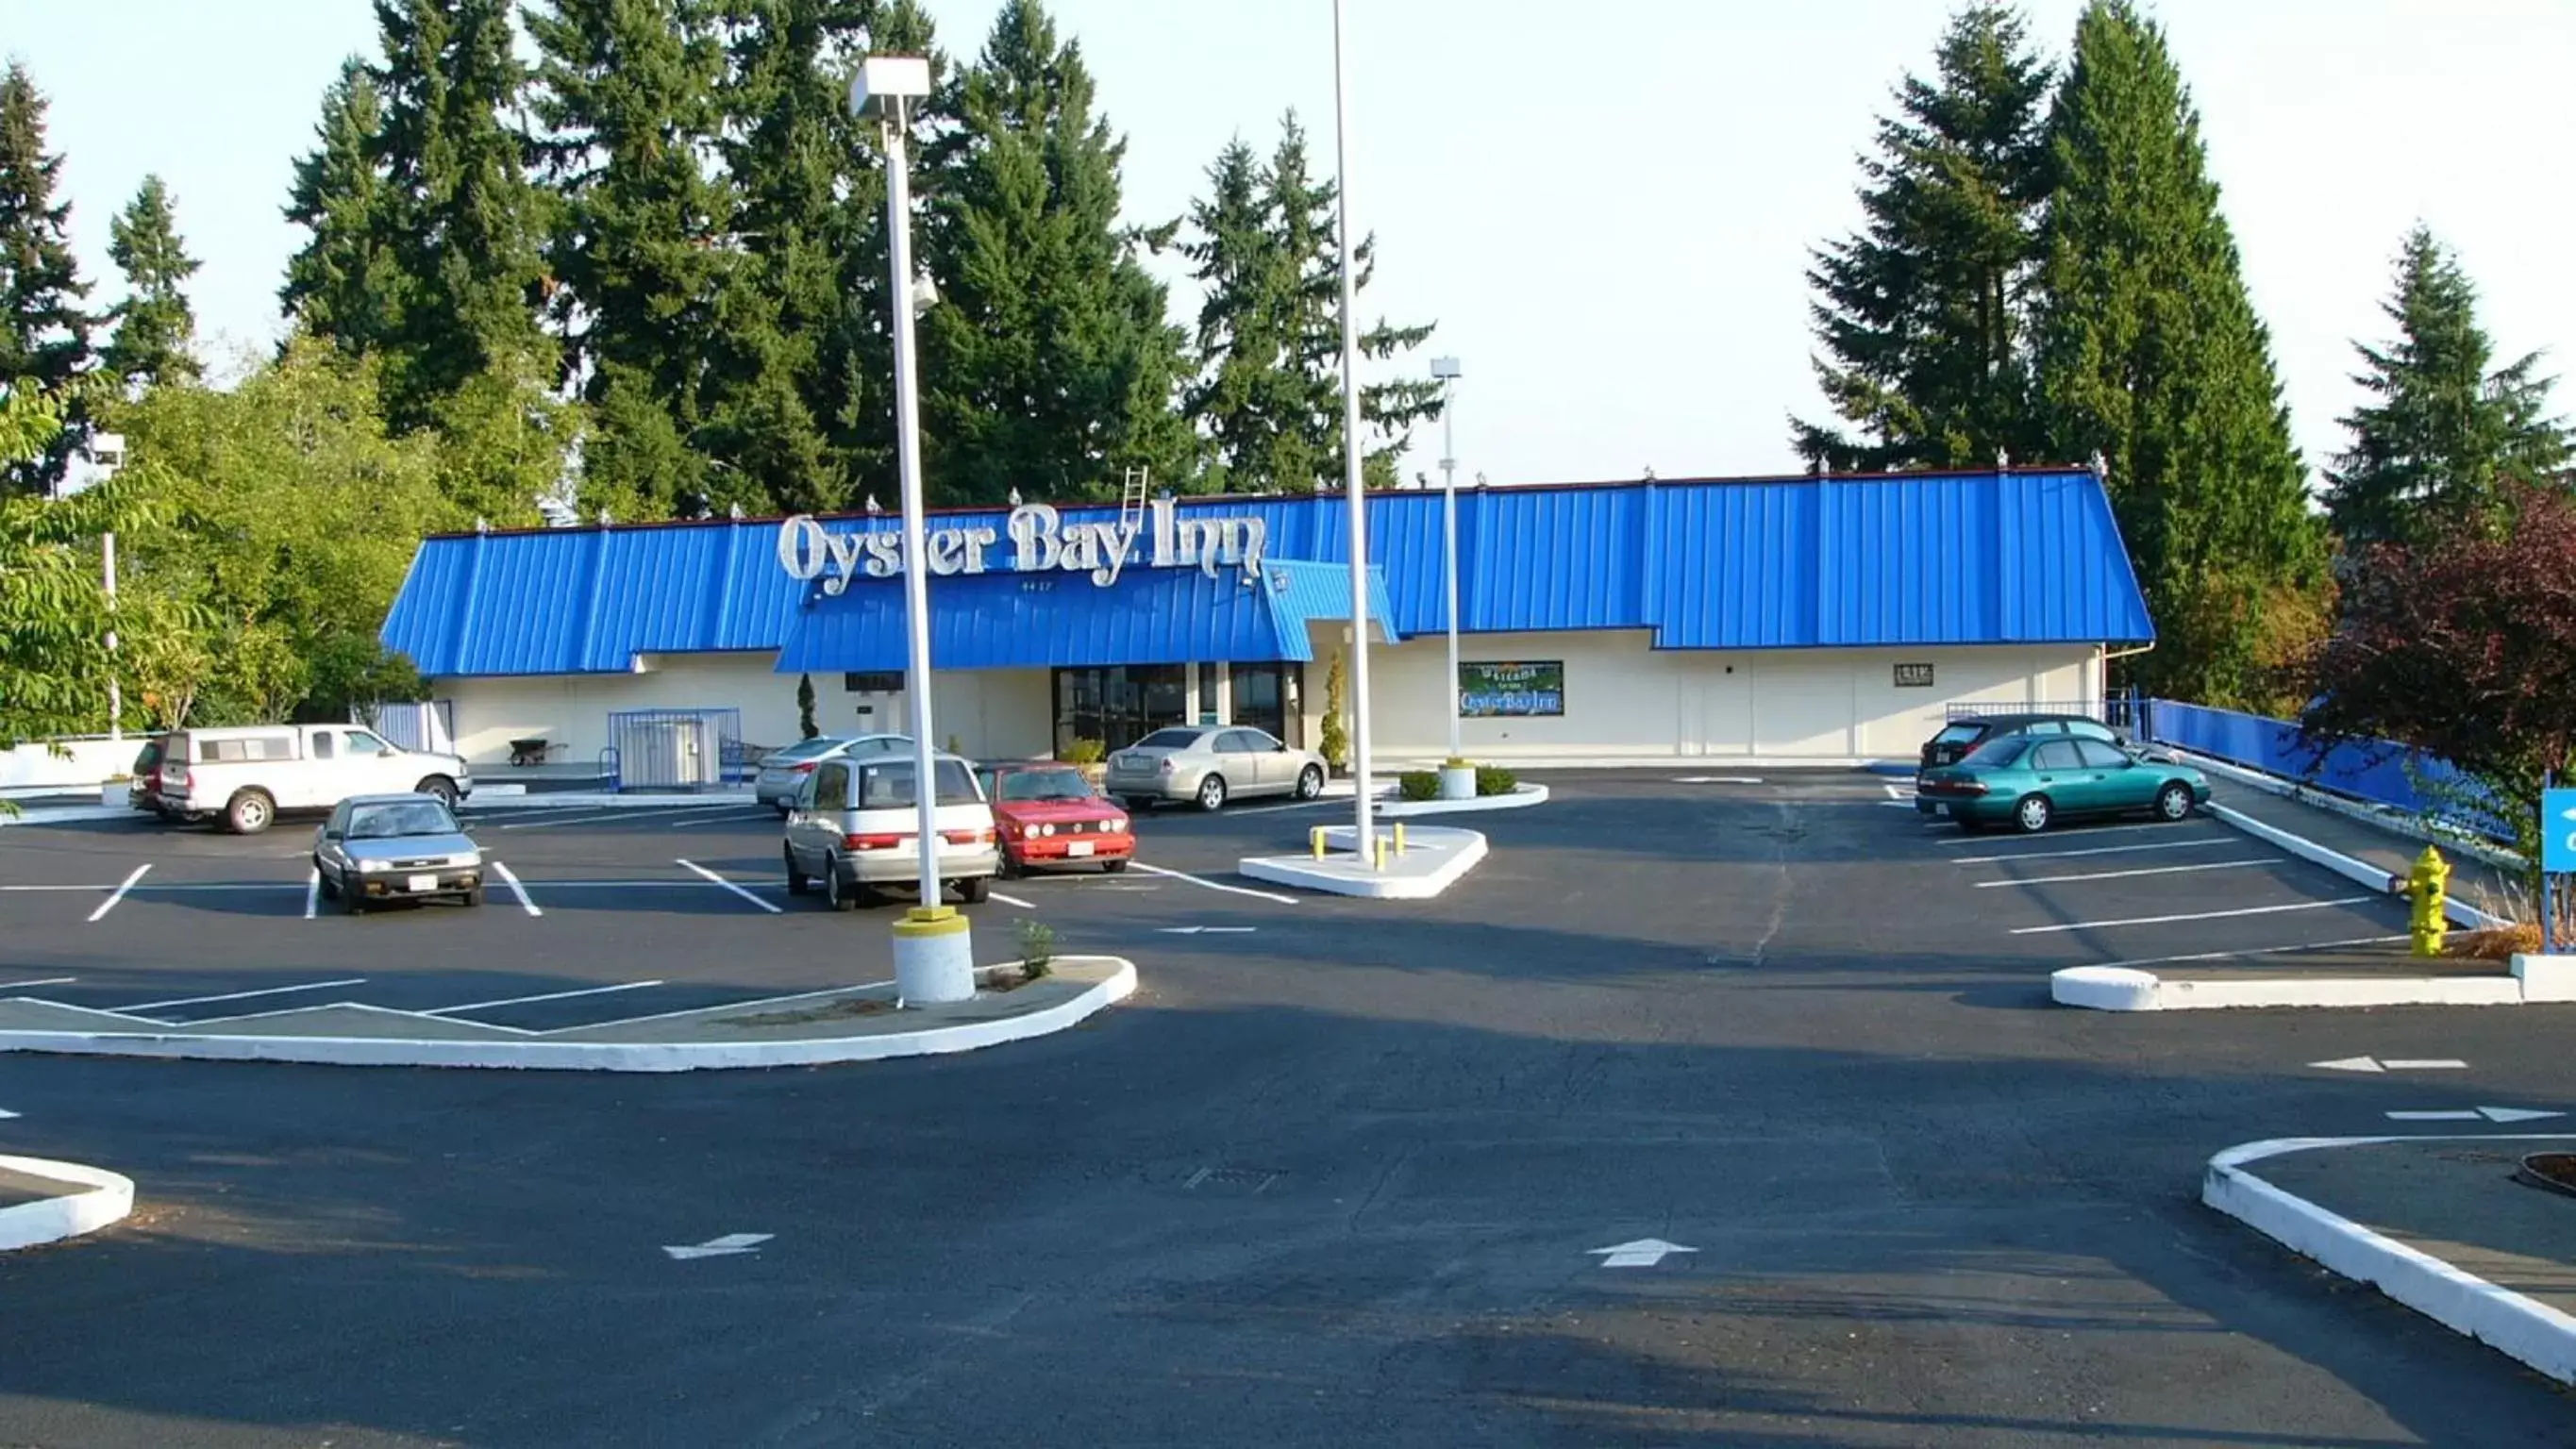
[1053,665,1189,755]
[1228,663,1297,746]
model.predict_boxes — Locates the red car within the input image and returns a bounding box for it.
[977,761,1136,877]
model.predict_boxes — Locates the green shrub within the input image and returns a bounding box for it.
[1320,649,1349,770]
[1397,770,1439,801]
[1062,737,1106,765]
[1475,766,1517,796]
[1017,918,1056,976]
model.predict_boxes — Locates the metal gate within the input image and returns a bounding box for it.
[606,708,740,792]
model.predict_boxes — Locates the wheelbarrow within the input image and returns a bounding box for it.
[508,738,553,767]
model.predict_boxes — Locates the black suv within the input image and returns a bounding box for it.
[1917,713,2128,773]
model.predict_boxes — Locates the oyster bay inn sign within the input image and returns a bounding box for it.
[777,498,1268,595]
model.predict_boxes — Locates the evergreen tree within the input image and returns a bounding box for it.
[0,62,94,494]
[919,0,1194,505]
[2324,225,2568,546]
[1795,3,2051,472]
[103,175,202,389]
[281,58,403,357]
[526,0,733,516]
[2032,0,2319,707]
[1180,113,1440,494]
[370,0,552,428]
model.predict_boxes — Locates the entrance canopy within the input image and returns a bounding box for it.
[773,558,1399,674]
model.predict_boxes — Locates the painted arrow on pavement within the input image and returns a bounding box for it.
[1588,1238,1698,1269]
[663,1232,773,1260]
[2311,1057,2467,1073]
[1158,926,1256,935]
[2384,1107,2565,1124]
[1674,776,1764,785]
[0,1108,17,1120]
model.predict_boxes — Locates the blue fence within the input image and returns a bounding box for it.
[2143,698,2509,841]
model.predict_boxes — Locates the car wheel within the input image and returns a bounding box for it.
[461,885,485,908]
[824,857,858,912]
[1196,774,1229,812]
[1101,858,1129,874]
[226,789,275,835]
[2154,782,2195,822]
[783,845,811,895]
[343,886,368,916]
[995,851,1020,880]
[413,775,459,809]
[2014,794,2053,834]
[1294,765,1324,800]
[958,874,990,905]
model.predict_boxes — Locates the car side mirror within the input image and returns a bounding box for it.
[379,747,400,758]
[1274,742,1287,753]
[322,829,342,842]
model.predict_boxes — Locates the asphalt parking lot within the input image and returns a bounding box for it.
[5,769,2572,1447]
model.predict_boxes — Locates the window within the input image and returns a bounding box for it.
[1932,724,1985,745]
[1963,737,2028,766]
[1235,728,1280,752]
[814,762,851,812]
[346,729,391,755]
[1053,666,1189,755]
[202,733,296,762]
[998,767,1094,802]
[2075,740,2133,769]
[844,672,905,693]
[1215,730,1258,754]
[859,758,980,808]
[310,732,335,759]
[1229,662,1294,743]
[2066,720,2116,743]
[1136,727,1205,750]
[347,801,459,839]
[2030,741,2081,772]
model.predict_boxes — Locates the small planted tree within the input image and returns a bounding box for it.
[1319,647,1349,772]
[795,673,817,739]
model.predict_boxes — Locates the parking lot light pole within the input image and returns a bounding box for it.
[1430,357,1462,760]
[852,55,972,1005]
[1332,0,1377,861]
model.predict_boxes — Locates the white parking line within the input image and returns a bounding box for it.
[1975,858,2278,889]
[489,859,542,917]
[1938,823,2179,848]
[1130,861,1298,905]
[2089,935,2410,971]
[990,891,1037,909]
[496,805,726,830]
[0,976,76,990]
[677,858,782,914]
[2010,896,2377,935]
[86,864,150,923]
[125,977,368,1011]
[424,980,663,1015]
[303,868,319,920]
[554,979,895,1032]
[670,810,778,829]
[1952,837,2240,866]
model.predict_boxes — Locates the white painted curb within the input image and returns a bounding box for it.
[2051,965,2524,1011]
[0,959,1137,1073]
[2205,1135,2576,1385]
[0,1155,135,1252]
[2174,746,2522,873]
[462,791,755,811]
[1377,783,1549,818]
[1240,827,1489,900]
[0,805,134,828]
[2205,799,2505,932]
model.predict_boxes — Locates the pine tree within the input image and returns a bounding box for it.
[103,175,201,389]
[0,62,94,494]
[281,58,403,356]
[370,0,552,427]
[1795,3,2051,472]
[526,0,734,515]
[919,0,1194,505]
[2032,0,2319,707]
[1181,112,1440,494]
[2324,225,2568,546]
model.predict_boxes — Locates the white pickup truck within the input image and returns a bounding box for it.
[155,724,474,835]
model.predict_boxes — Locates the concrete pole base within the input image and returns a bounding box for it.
[893,906,976,1005]
[1438,764,1477,801]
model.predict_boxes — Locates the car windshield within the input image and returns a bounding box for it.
[346,802,460,839]
[1962,737,2030,767]
[859,758,981,808]
[770,738,845,763]
[999,768,1095,802]
[1932,724,1985,745]
[1134,729,1204,750]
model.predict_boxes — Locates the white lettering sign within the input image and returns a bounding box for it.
[778,502,1267,594]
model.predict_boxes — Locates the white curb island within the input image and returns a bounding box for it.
[1241,824,1488,900]
[1377,783,1549,818]
[0,1156,136,1253]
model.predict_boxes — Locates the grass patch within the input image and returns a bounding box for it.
[714,996,896,1028]
[2446,923,2542,962]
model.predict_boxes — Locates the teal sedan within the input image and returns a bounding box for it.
[1915,732,2209,833]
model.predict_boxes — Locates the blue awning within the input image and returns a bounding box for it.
[772,558,1398,674]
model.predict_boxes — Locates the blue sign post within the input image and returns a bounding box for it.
[2544,786,2576,954]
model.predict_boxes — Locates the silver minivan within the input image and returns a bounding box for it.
[781,753,999,909]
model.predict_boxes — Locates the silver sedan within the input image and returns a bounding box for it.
[754,733,912,812]
[312,792,483,913]
[1103,725,1328,811]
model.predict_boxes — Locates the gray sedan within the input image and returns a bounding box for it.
[312,793,484,913]
[754,734,913,812]
[1104,725,1328,811]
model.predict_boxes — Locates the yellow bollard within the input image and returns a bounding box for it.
[1311,825,1328,860]
[1373,835,1388,872]
[1393,823,1407,856]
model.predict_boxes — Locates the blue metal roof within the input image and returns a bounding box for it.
[382,469,2152,675]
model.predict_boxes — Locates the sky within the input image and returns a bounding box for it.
[10,0,2575,490]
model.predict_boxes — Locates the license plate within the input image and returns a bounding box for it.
[406,874,438,891]
[1065,840,1094,858]
[1930,804,1949,817]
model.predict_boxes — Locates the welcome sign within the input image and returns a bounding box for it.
[777,498,1267,594]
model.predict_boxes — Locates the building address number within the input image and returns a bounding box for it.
[1893,662,1935,688]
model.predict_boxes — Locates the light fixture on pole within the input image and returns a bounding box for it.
[851,54,973,1005]
[1330,0,1378,862]
[1429,358,1462,762]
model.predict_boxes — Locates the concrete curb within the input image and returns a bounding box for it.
[2204,800,2502,931]
[0,805,134,827]
[2051,964,2524,1011]
[0,1156,135,1252]
[462,791,757,811]
[1241,826,1489,900]
[1376,783,1550,818]
[0,958,1137,1073]
[2171,746,2522,874]
[2203,1135,2576,1386]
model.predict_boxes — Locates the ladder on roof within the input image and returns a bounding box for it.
[1117,466,1150,537]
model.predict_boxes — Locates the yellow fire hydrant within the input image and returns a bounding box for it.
[2403,845,2450,958]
